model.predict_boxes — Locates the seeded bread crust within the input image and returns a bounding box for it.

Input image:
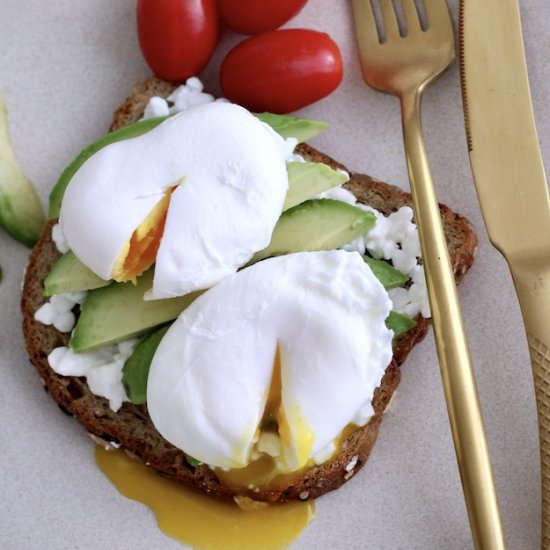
[21,77,478,503]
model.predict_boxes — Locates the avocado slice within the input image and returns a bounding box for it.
[70,269,202,352]
[44,250,110,296]
[122,324,170,404]
[254,112,328,141]
[250,199,376,264]
[48,112,328,219]
[363,256,409,290]
[45,161,348,296]
[284,162,348,211]
[0,95,45,246]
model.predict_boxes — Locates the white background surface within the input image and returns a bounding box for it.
[0,1,546,548]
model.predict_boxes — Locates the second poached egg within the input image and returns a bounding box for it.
[147,250,394,472]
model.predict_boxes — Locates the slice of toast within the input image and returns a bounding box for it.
[21,77,478,503]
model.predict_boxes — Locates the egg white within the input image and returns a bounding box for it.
[147,250,394,471]
[59,102,288,297]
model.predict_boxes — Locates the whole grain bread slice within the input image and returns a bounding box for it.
[21,77,478,503]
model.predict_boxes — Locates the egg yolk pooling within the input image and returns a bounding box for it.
[96,446,315,550]
[111,187,174,283]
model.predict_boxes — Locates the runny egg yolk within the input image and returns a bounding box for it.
[216,347,316,491]
[96,446,315,550]
[262,345,315,473]
[111,189,174,283]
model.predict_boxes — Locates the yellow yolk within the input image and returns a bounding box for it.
[96,446,315,550]
[111,190,172,282]
[215,454,309,492]
[278,404,314,472]
[216,423,361,492]
[276,347,314,472]
[217,346,360,491]
[256,346,315,474]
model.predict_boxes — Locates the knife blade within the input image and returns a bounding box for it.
[460,0,550,545]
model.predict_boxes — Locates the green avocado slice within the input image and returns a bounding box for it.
[43,250,109,296]
[284,162,348,211]
[253,112,328,141]
[0,95,45,246]
[122,324,170,404]
[250,199,376,264]
[69,269,202,352]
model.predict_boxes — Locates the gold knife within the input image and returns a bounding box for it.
[460,0,550,545]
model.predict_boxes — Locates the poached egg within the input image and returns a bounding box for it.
[147,250,394,472]
[59,102,288,298]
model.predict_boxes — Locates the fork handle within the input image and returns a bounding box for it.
[400,91,506,550]
[509,265,550,547]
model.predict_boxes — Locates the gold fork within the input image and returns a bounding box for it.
[351,1,505,548]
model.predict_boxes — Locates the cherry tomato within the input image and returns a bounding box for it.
[217,0,308,35]
[220,29,343,113]
[137,0,219,82]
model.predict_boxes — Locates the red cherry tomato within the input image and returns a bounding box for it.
[217,0,308,35]
[220,29,343,113]
[137,0,219,82]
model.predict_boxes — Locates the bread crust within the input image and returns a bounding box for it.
[21,78,478,503]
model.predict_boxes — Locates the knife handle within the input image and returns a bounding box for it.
[510,266,550,546]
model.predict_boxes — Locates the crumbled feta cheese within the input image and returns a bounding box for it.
[283,137,306,163]
[39,225,85,331]
[34,291,87,333]
[318,186,431,319]
[51,223,69,254]
[142,77,217,121]
[34,302,56,325]
[88,433,121,450]
[143,96,170,119]
[51,311,76,333]
[167,82,215,111]
[48,339,138,412]
[185,76,203,92]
